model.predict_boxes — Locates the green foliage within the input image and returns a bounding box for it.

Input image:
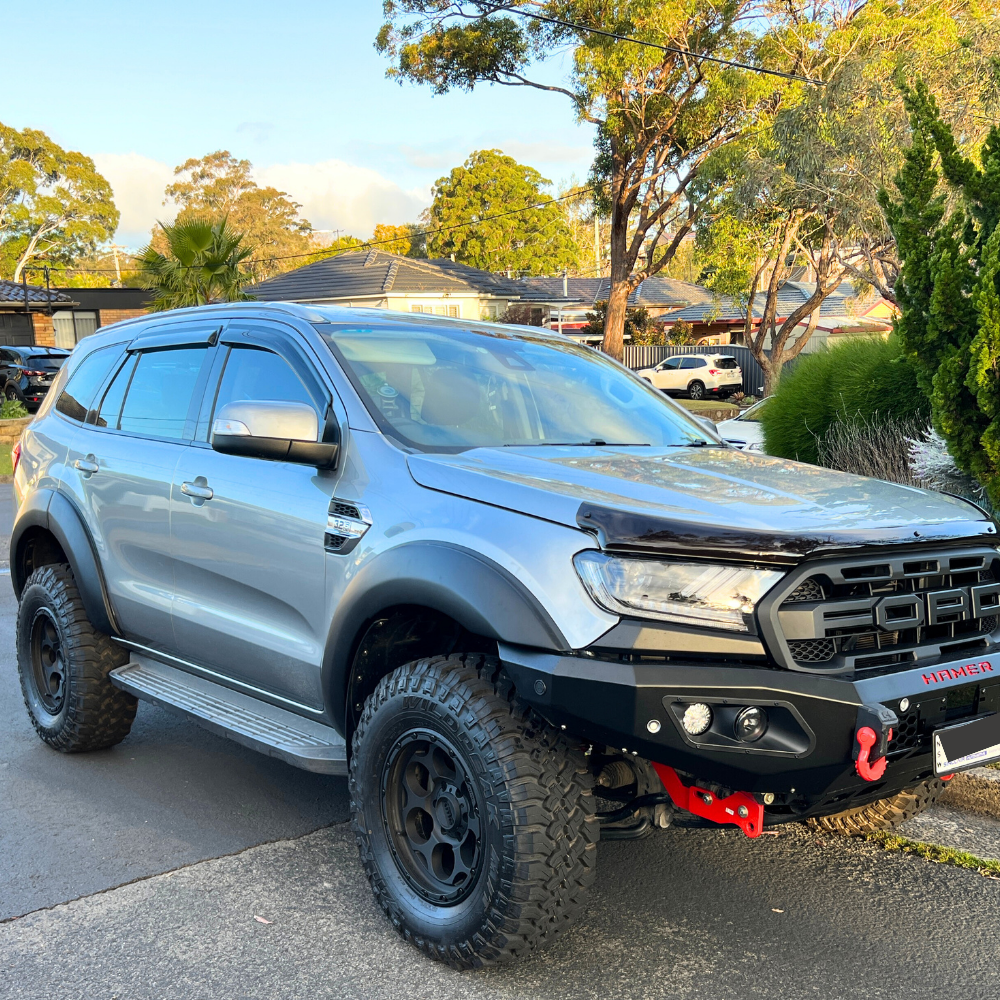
[0,398,28,419]
[760,336,930,465]
[882,77,1000,505]
[582,300,663,344]
[137,218,254,312]
[165,151,312,281]
[0,122,118,281]
[425,149,578,274]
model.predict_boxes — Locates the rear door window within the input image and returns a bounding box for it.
[118,347,210,440]
[55,345,126,423]
[680,357,705,369]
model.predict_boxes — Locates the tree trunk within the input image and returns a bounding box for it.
[602,277,630,361]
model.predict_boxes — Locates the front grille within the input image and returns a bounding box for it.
[767,546,1000,673]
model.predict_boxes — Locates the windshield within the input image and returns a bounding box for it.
[736,398,769,422]
[317,323,716,452]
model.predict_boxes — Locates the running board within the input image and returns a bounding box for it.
[110,656,347,774]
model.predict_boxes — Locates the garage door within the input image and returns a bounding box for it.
[0,313,34,346]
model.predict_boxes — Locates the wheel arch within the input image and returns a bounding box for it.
[11,488,119,636]
[324,541,569,736]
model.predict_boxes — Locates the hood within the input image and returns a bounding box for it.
[407,445,995,563]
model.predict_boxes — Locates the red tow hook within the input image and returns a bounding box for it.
[855,726,887,782]
[652,763,763,838]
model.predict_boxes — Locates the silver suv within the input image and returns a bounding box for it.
[11,304,1000,968]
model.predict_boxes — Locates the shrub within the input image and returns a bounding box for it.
[760,335,930,465]
[0,398,28,420]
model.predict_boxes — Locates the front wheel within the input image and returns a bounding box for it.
[808,779,946,836]
[687,380,706,400]
[350,653,598,969]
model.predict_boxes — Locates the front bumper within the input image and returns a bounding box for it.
[500,643,1000,816]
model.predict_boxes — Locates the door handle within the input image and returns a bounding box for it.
[181,480,214,501]
[74,456,99,475]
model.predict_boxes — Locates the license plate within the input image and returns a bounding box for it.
[932,713,1000,774]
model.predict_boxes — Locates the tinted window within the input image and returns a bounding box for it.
[96,356,137,429]
[660,358,682,370]
[25,354,68,370]
[716,357,739,370]
[55,345,124,423]
[0,350,12,363]
[118,348,208,440]
[212,346,315,418]
[680,357,705,369]
[320,325,712,451]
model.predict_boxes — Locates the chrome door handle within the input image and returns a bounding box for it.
[74,457,99,475]
[181,481,214,501]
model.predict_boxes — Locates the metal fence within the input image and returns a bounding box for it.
[623,344,765,397]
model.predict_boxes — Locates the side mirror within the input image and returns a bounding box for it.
[211,400,339,468]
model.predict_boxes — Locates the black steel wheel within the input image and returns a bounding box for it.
[351,653,598,969]
[687,379,706,400]
[28,608,67,715]
[17,563,136,751]
[381,730,482,905]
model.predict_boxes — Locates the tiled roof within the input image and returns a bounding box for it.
[250,251,525,301]
[0,280,74,305]
[515,275,699,309]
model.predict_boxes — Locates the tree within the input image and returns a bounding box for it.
[372,223,415,255]
[423,149,578,274]
[377,2,778,359]
[164,151,313,280]
[882,78,1000,505]
[581,300,663,344]
[137,218,254,311]
[0,123,118,281]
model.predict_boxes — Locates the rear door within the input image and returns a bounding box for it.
[61,323,219,649]
[169,322,338,709]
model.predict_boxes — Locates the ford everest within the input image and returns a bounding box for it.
[10,304,1000,967]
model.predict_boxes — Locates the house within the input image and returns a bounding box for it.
[249,250,526,320]
[0,281,152,349]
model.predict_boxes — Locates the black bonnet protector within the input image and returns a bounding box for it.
[576,502,998,566]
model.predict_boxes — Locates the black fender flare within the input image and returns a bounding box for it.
[323,540,569,733]
[10,488,119,636]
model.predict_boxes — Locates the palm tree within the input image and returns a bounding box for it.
[138,217,254,311]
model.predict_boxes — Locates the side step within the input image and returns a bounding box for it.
[110,656,348,774]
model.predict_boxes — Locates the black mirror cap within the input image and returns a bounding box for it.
[211,433,339,469]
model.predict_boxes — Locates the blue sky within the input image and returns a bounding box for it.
[2,1,595,247]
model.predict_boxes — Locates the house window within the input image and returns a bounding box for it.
[434,306,447,316]
[448,305,459,318]
[52,310,99,349]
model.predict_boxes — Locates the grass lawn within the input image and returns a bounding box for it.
[0,451,12,476]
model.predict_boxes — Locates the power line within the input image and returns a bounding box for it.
[24,191,586,276]
[478,2,826,87]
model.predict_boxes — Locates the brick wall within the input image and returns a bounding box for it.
[99,308,149,327]
[31,313,55,347]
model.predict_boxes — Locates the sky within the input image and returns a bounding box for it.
[2,1,595,249]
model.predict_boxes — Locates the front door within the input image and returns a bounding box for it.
[169,325,336,709]
[652,357,684,391]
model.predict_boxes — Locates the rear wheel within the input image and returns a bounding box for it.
[809,779,946,835]
[5,384,23,403]
[687,380,706,400]
[17,564,136,751]
[350,653,598,969]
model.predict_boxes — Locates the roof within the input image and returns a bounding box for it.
[515,275,699,309]
[249,250,526,302]
[0,280,75,307]
[54,286,151,310]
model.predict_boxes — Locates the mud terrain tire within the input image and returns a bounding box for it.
[17,564,136,751]
[350,653,598,969]
[809,779,947,836]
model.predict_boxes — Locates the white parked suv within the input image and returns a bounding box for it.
[636,353,742,400]
[716,397,768,451]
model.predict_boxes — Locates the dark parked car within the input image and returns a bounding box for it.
[1,346,71,411]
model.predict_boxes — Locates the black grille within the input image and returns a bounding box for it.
[787,638,836,663]
[772,547,1000,673]
[330,501,361,519]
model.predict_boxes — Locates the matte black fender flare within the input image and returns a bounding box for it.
[10,488,119,636]
[323,540,569,733]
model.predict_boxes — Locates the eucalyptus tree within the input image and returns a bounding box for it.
[377,0,782,359]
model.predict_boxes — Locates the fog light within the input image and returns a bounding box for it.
[681,703,713,735]
[735,706,768,742]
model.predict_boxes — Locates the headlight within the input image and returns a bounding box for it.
[747,441,765,452]
[573,551,785,632]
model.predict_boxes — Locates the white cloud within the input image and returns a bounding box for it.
[93,153,430,248]
[92,152,175,248]
[257,160,429,237]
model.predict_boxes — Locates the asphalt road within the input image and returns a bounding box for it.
[3,480,1000,997]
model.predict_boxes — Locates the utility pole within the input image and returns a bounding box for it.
[594,215,600,276]
[110,244,125,287]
